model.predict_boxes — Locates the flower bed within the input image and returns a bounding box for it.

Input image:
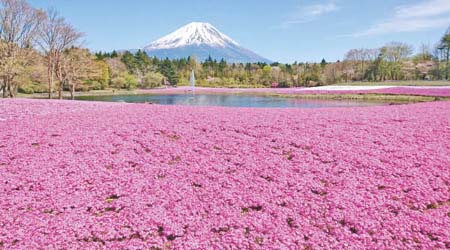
[0,99,449,249]
[140,86,450,98]
[298,87,450,97]
[372,87,450,97]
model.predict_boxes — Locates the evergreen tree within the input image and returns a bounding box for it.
[135,50,151,74]
[121,51,137,73]
[159,58,179,85]
[218,58,227,76]
[321,58,327,68]
[95,52,104,60]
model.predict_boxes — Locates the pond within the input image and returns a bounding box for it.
[76,94,395,108]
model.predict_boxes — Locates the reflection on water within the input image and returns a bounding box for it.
[77,94,393,108]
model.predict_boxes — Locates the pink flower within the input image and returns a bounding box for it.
[0,98,449,249]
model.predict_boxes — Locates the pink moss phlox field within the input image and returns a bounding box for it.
[1,99,450,249]
[370,87,450,97]
[139,87,307,95]
[142,86,450,97]
[299,87,450,97]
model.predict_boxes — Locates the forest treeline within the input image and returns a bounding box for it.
[1,0,450,98]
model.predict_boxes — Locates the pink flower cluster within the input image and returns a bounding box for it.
[299,87,450,97]
[370,87,450,97]
[142,86,450,97]
[0,99,449,249]
[139,87,304,95]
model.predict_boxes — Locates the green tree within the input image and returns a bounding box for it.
[97,60,110,89]
[218,58,227,76]
[440,33,450,79]
[111,50,118,58]
[159,58,179,85]
[142,72,164,88]
[321,58,327,68]
[124,72,138,89]
[262,65,272,85]
[121,51,137,73]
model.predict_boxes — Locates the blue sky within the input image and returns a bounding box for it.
[29,0,450,63]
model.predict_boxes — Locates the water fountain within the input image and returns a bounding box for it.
[190,69,196,93]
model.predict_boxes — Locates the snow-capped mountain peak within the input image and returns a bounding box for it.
[145,22,240,50]
[142,22,271,63]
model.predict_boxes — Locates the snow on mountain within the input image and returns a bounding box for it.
[145,22,239,50]
[143,22,271,63]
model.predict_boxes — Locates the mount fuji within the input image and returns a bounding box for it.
[143,22,271,63]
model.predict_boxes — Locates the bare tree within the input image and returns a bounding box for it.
[0,0,43,97]
[379,42,413,80]
[323,62,343,84]
[416,43,432,61]
[365,48,380,61]
[380,42,413,63]
[344,48,380,78]
[37,9,82,99]
[57,47,98,99]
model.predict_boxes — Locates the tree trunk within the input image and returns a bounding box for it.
[361,60,365,75]
[49,75,53,99]
[437,51,441,80]
[70,80,75,100]
[7,77,15,98]
[58,81,63,99]
[48,58,54,99]
[9,87,15,98]
[446,48,449,80]
[1,78,6,98]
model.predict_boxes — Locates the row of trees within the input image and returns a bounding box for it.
[105,30,450,88]
[322,31,450,84]
[0,0,101,98]
[1,0,449,98]
[102,52,325,88]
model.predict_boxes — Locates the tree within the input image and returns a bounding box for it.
[262,65,272,85]
[57,47,99,99]
[110,50,118,58]
[132,50,154,84]
[380,42,413,63]
[439,33,450,79]
[0,0,43,97]
[141,72,164,88]
[344,48,378,80]
[320,58,327,68]
[380,42,413,80]
[323,62,343,84]
[37,8,83,99]
[96,59,110,89]
[218,58,227,77]
[106,57,128,89]
[415,43,433,62]
[159,58,179,85]
[121,51,137,72]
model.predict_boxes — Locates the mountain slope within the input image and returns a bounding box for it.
[144,22,271,63]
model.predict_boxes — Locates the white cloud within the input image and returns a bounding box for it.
[353,0,450,37]
[305,2,339,16]
[279,1,340,28]
[395,0,450,19]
